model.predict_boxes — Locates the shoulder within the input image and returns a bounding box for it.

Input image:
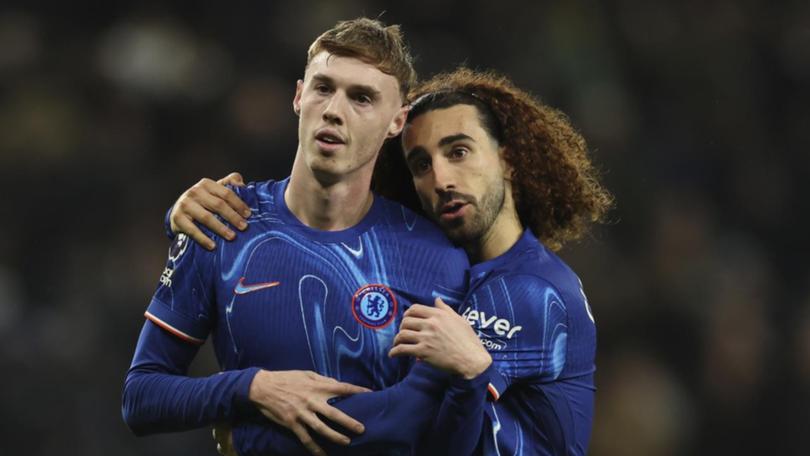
[507,237,585,305]
[374,195,468,263]
[486,236,583,320]
[493,273,569,321]
[372,195,469,294]
[498,246,594,328]
[230,179,278,212]
[373,195,444,240]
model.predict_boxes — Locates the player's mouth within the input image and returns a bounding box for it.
[315,129,346,152]
[438,200,470,222]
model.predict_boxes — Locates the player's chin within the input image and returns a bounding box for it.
[442,221,485,245]
[442,226,472,245]
[309,156,351,180]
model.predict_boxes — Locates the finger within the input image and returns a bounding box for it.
[393,329,422,347]
[217,172,246,187]
[302,411,353,445]
[389,343,422,358]
[290,424,326,456]
[176,216,216,250]
[434,297,453,311]
[177,194,237,240]
[399,316,426,332]
[314,403,365,435]
[203,197,248,232]
[326,380,372,396]
[403,304,435,319]
[307,372,372,394]
[318,404,366,434]
[206,179,252,219]
[194,208,237,241]
[196,185,248,230]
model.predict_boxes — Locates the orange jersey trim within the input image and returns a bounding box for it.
[144,311,205,345]
[487,383,500,401]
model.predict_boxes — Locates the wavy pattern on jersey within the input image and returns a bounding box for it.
[298,274,333,376]
[471,278,567,380]
[225,227,401,387]
[326,227,399,384]
[540,287,567,379]
[223,232,354,354]
[400,205,418,232]
[473,276,569,456]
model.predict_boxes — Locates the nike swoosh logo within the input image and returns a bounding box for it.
[234,277,281,295]
[342,240,363,258]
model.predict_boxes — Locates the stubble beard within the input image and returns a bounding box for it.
[438,177,506,247]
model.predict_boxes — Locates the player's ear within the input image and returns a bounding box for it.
[499,146,514,181]
[293,80,303,116]
[386,104,408,138]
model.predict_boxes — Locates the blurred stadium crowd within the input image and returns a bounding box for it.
[0,1,808,455]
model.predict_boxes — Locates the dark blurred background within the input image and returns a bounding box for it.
[1,1,808,454]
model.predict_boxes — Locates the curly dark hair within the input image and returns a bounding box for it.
[373,68,613,251]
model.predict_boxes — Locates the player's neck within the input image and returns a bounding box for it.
[465,194,523,264]
[285,154,375,231]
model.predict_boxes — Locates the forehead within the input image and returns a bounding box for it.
[403,104,487,148]
[305,51,400,96]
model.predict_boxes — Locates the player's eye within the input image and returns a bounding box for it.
[315,84,332,95]
[449,147,469,159]
[409,158,431,176]
[353,93,373,105]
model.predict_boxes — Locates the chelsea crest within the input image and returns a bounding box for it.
[352,284,397,329]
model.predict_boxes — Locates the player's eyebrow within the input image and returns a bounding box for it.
[405,133,476,161]
[311,74,336,88]
[438,133,475,147]
[311,74,381,99]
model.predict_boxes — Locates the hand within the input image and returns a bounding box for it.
[389,298,492,380]
[248,370,371,456]
[213,423,236,456]
[170,172,251,250]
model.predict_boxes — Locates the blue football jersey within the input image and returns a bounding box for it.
[143,177,468,389]
[462,230,596,456]
[122,176,469,434]
[230,230,596,456]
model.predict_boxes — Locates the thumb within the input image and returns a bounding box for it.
[434,297,452,311]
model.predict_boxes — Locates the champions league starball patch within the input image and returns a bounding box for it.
[352,284,397,329]
[168,233,189,263]
[160,234,189,288]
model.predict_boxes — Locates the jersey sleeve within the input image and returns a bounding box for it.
[164,204,175,239]
[122,320,261,435]
[481,274,569,400]
[416,365,493,456]
[144,233,215,345]
[122,233,262,435]
[232,363,463,455]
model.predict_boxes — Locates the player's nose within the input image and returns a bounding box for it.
[432,158,456,193]
[322,93,347,125]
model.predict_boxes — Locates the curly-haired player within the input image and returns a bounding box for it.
[375,67,611,252]
[383,67,612,455]
[169,67,612,455]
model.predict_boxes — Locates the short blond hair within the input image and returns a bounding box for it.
[307,18,416,100]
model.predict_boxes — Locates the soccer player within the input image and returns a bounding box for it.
[122,18,477,456]
[174,69,612,455]
[390,69,612,455]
